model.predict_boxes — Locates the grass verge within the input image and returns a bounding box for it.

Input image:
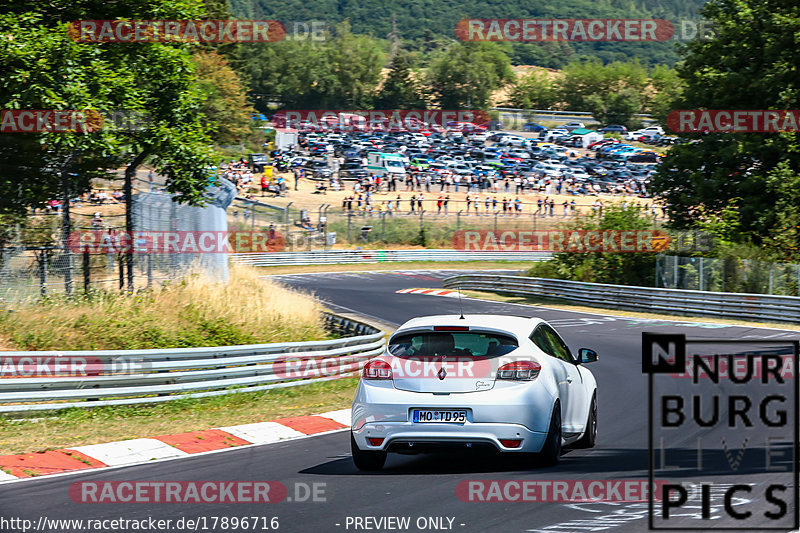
[0,377,358,455]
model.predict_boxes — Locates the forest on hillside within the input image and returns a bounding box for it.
[230,0,707,66]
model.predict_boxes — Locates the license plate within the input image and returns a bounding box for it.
[412,409,467,424]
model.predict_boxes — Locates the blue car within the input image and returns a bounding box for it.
[523,122,547,132]
[597,124,628,134]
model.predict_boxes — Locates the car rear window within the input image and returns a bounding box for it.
[388,331,518,358]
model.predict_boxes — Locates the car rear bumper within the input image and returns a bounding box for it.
[352,421,548,453]
[351,380,556,453]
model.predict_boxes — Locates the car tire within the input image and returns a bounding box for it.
[351,433,387,471]
[574,393,597,449]
[538,401,562,466]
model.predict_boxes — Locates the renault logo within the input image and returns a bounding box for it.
[437,367,447,380]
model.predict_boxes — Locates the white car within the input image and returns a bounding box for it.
[563,122,586,131]
[497,135,527,147]
[351,314,599,470]
[641,125,665,135]
[564,168,591,181]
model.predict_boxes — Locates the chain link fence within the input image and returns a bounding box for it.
[0,175,237,303]
[656,254,800,296]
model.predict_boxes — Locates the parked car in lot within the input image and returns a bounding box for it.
[523,122,547,132]
[626,152,660,163]
[351,314,599,470]
[597,124,628,134]
[563,122,586,131]
[563,168,591,181]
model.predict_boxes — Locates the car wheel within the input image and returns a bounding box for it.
[538,401,562,466]
[351,433,387,471]
[574,393,597,449]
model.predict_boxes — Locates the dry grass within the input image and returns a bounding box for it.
[0,265,329,350]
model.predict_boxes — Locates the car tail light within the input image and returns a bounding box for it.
[367,437,384,446]
[499,439,522,448]
[497,361,541,381]
[363,360,392,380]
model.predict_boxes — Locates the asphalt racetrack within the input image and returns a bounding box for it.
[1,270,797,533]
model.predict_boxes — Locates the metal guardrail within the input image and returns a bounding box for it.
[0,314,384,414]
[230,249,553,267]
[443,274,800,324]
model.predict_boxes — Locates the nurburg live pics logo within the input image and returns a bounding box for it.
[642,333,799,530]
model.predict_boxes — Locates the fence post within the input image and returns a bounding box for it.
[83,249,90,293]
[381,212,386,240]
[118,253,124,291]
[797,263,800,296]
[347,212,352,242]
[457,210,461,230]
[147,253,153,288]
[38,250,47,298]
[768,263,774,294]
[494,212,498,233]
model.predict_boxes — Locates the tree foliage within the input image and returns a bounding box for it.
[374,51,427,109]
[244,22,385,110]
[527,204,659,286]
[650,0,800,257]
[0,0,230,212]
[426,42,513,109]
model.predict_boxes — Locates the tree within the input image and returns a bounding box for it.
[557,59,649,124]
[648,64,683,125]
[507,70,559,110]
[244,22,384,110]
[193,51,255,145]
[426,42,513,109]
[527,204,659,286]
[315,21,385,108]
[585,87,643,128]
[650,0,800,255]
[374,51,426,109]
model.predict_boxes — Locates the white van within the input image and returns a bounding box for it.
[366,152,407,178]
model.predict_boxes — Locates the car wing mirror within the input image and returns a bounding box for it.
[578,348,599,364]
